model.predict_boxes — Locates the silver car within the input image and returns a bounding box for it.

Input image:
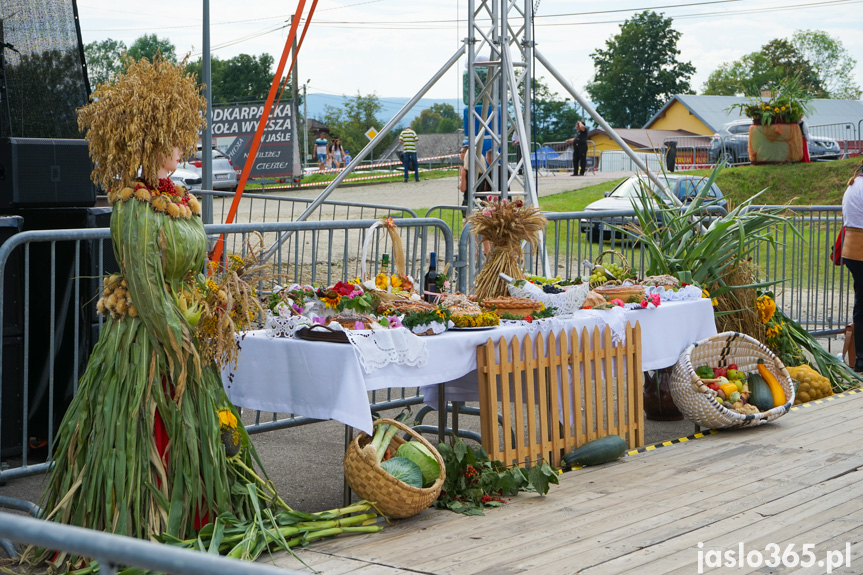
[169,167,202,190]
[180,147,238,191]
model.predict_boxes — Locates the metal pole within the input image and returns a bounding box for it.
[303,83,308,167]
[261,44,466,261]
[202,0,214,223]
[291,17,300,182]
[534,49,681,208]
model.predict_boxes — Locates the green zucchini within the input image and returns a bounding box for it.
[748,373,774,411]
[562,435,627,467]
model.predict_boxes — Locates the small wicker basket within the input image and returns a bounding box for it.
[590,250,632,289]
[344,418,446,519]
[670,332,795,429]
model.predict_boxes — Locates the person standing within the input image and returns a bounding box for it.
[399,126,419,182]
[331,138,345,169]
[842,160,863,371]
[314,132,328,171]
[570,120,589,176]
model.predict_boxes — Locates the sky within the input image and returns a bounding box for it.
[74,0,863,117]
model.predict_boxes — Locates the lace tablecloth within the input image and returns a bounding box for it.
[343,327,428,374]
[222,299,717,434]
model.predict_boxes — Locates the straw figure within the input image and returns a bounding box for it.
[468,197,547,299]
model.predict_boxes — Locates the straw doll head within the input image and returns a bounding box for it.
[76,54,206,191]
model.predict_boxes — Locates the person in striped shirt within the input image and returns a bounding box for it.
[399,127,419,182]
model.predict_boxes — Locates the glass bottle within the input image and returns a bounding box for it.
[423,252,439,303]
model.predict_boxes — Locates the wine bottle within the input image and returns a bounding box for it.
[423,252,439,303]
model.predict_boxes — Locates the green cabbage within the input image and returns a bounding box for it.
[396,442,439,488]
[380,456,423,488]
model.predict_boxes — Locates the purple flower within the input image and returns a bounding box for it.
[354,321,365,331]
[292,303,303,314]
[312,316,325,325]
[387,315,402,329]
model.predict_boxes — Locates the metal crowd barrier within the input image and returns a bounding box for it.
[0,219,452,483]
[598,149,663,172]
[529,140,599,174]
[808,122,859,159]
[0,206,853,484]
[0,512,304,575]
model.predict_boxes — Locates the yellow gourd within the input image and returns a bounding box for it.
[757,359,785,408]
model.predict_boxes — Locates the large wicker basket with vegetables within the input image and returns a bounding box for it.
[670,332,795,429]
[344,419,445,519]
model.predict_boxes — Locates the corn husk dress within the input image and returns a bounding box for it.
[37,184,252,559]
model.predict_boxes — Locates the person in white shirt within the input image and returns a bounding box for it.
[841,160,863,371]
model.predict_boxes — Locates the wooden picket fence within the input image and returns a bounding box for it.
[476,324,645,469]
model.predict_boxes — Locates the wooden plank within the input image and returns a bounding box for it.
[511,335,526,466]
[584,326,597,442]
[603,326,614,437]
[615,327,626,439]
[633,322,644,447]
[568,328,581,449]
[548,330,565,463]
[477,339,496,460]
[535,333,552,465]
[523,332,538,466]
[498,335,513,465]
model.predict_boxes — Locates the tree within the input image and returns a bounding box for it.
[792,30,861,99]
[126,34,176,64]
[186,53,281,104]
[84,38,126,87]
[702,34,832,97]
[531,77,582,143]
[586,11,694,128]
[411,103,460,134]
[323,93,393,158]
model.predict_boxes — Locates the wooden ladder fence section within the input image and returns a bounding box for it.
[476,323,645,469]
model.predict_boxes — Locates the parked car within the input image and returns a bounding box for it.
[709,119,842,164]
[169,167,202,190]
[581,175,726,241]
[180,147,238,191]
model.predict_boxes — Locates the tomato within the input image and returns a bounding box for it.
[712,367,727,378]
[728,363,738,370]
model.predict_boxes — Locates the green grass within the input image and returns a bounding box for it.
[538,179,626,212]
[536,158,860,212]
[249,168,459,190]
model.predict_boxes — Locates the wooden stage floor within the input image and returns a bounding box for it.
[273,389,863,574]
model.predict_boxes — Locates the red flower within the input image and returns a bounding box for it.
[525,316,533,323]
[332,281,355,296]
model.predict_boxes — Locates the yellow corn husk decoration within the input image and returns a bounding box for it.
[468,198,546,299]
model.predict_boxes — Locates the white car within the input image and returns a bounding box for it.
[180,147,238,191]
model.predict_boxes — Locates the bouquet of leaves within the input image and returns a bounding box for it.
[434,437,558,516]
[468,197,547,299]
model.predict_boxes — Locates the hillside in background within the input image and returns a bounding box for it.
[304,94,462,127]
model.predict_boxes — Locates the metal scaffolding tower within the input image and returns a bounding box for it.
[465,0,539,214]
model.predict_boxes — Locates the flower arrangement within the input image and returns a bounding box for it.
[269,285,317,316]
[401,306,452,332]
[756,292,805,366]
[317,280,375,315]
[640,293,662,309]
[728,75,813,126]
[467,196,547,299]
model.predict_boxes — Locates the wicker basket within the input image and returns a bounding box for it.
[590,250,632,289]
[670,332,795,429]
[344,418,446,518]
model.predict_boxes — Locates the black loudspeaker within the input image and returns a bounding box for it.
[0,138,97,209]
[16,206,115,446]
[0,216,24,457]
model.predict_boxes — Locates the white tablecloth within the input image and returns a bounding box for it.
[223,298,716,434]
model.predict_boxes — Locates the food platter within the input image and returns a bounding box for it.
[448,326,497,331]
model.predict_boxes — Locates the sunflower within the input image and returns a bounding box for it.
[321,290,341,309]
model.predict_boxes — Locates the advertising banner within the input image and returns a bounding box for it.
[213,100,299,179]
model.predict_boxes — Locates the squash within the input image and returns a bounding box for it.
[748,373,775,412]
[719,383,739,399]
[562,435,627,467]
[757,359,786,407]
